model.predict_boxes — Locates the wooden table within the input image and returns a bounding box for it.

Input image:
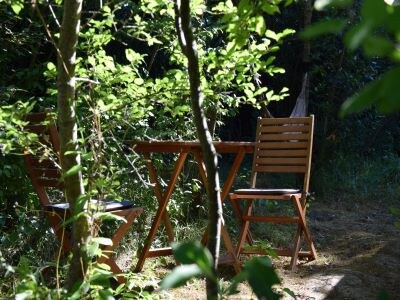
[127,140,255,272]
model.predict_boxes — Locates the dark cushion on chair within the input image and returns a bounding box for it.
[103,200,134,212]
[233,188,301,195]
[43,200,135,213]
[43,202,69,213]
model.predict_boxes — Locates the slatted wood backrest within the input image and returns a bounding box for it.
[251,115,314,192]
[24,112,62,206]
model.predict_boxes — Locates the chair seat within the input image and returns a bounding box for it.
[44,200,135,213]
[233,188,301,195]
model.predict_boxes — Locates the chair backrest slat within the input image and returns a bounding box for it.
[24,112,62,206]
[251,115,314,191]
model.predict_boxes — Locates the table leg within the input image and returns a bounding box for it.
[143,153,175,242]
[135,151,188,272]
[194,149,245,272]
[225,149,254,245]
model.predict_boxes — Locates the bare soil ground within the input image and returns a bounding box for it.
[123,198,400,299]
[277,199,400,300]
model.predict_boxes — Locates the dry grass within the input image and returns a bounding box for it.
[115,196,400,299]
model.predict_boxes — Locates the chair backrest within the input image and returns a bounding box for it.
[250,115,314,192]
[24,112,62,206]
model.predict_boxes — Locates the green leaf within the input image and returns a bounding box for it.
[92,237,113,246]
[389,207,400,216]
[395,222,400,230]
[95,212,127,222]
[226,270,248,296]
[344,21,373,51]
[98,289,115,300]
[300,19,346,39]
[341,67,400,115]
[172,241,214,279]
[314,0,353,10]
[362,36,395,58]
[265,30,278,41]
[15,291,32,300]
[11,0,24,14]
[244,257,281,300]
[159,264,203,289]
[361,0,387,24]
[340,79,379,116]
[68,280,89,300]
[134,78,144,85]
[62,165,82,179]
[261,3,280,15]
[252,16,266,35]
[377,288,393,300]
[87,239,100,257]
[283,287,297,299]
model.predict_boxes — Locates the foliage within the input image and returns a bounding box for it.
[1,0,398,297]
[302,0,400,114]
[159,241,293,299]
[312,152,400,201]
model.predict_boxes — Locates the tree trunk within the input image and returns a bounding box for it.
[302,0,313,68]
[174,1,221,299]
[57,0,91,290]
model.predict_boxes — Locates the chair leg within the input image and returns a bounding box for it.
[289,225,303,271]
[46,211,72,253]
[235,199,253,257]
[232,198,254,246]
[98,208,143,281]
[291,195,317,269]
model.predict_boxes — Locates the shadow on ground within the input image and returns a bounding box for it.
[278,199,400,300]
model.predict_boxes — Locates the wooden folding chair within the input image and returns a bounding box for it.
[229,116,317,270]
[23,112,143,282]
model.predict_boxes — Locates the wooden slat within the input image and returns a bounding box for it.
[33,168,60,178]
[255,157,307,165]
[129,140,255,154]
[24,112,48,122]
[27,158,58,168]
[258,117,311,125]
[243,215,299,223]
[36,178,62,187]
[259,125,310,133]
[257,142,309,149]
[25,124,48,134]
[241,248,313,258]
[259,133,309,141]
[257,149,308,157]
[147,247,173,257]
[254,165,307,173]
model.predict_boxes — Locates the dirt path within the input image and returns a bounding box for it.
[276,200,400,299]
[127,198,400,299]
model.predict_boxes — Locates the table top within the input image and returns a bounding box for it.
[126,140,255,153]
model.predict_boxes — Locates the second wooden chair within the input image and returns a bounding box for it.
[229,116,317,270]
[23,112,143,283]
